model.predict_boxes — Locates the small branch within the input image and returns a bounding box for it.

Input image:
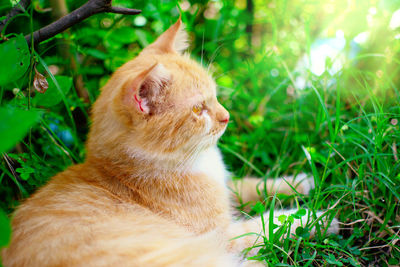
[0,0,31,32]
[392,141,398,161]
[25,0,141,45]
[326,141,359,177]
[107,7,142,15]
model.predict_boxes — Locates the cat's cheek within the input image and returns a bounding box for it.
[190,113,205,129]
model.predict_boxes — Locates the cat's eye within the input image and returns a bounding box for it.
[192,104,203,115]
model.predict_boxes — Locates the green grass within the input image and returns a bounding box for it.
[218,50,400,266]
[219,48,400,265]
[1,0,400,266]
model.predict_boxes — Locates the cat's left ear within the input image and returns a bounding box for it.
[122,63,171,115]
[144,17,189,54]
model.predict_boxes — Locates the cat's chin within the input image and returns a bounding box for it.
[211,129,226,143]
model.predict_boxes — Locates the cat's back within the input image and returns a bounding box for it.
[2,165,158,266]
[10,164,123,221]
[2,164,235,267]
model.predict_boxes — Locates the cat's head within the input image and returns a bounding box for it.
[88,18,229,169]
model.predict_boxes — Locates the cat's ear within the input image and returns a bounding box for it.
[145,17,189,54]
[122,63,171,115]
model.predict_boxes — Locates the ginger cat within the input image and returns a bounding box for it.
[2,19,338,267]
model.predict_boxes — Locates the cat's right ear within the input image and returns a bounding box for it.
[121,63,171,115]
[143,17,189,54]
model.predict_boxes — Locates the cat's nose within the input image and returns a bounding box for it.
[218,110,230,124]
[219,115,229,124]
[216,103,229,124]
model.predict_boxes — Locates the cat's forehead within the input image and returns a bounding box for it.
[121,53,217,102]
[165,57,216,99]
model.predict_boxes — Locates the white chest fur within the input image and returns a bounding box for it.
[190,146,230,185]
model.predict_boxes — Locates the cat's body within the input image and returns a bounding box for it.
[3,152,235,266]
[2,19,337,267]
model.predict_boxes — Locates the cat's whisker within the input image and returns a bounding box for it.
[201,30,205,66]
[174,141,200,174]
[184,140,206,169]
[177,138,208,175]
[207,43,224,72]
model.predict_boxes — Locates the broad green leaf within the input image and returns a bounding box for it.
[105,27,137,49]
[0,210,11,248]
[0,107,40,153]
[0,34,30,86]
[16,167,35,181]
[112,27,137,44]
[295,226,304,236]
[293,208,307,219]
[33,76,72,107]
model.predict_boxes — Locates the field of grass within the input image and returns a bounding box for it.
[0,0,399,266]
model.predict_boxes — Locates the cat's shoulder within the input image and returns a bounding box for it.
[190,146,230,185]
[22,164,119,210]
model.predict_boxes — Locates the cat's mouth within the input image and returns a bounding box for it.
[210,123,228,137]
[206,128,226,145]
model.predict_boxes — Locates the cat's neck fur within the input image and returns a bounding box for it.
[84,150,231,233]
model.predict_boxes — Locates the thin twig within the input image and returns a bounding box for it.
[107,7,142,15]
[2,153,26,195]
[40,125,74,162]
[359,229,400,252]
[326,141,359,177]
[364,210,396,236]
[359,244,392,251]
[339,218,368,226]
[392,141,398,161]
[25,0,141,45]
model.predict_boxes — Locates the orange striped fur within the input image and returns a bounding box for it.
[2,19,337,267]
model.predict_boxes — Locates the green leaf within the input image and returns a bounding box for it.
[249,115,264,127]
[83,48,109,60]
[324,254,343,266]
[295,226,304,236]
[278,214,287,224]
[0,34,30,86]
[0,210,11,248]
[347,257,360,267]
[105,27,137,49]
[251,201,265,214]
[296,226,310,238]
[33,76,72,107]
[268,192,277,242]
[134,29,150,47]
[293,208,307,219]
[0,107,40,153]
[349,246,361,256]
[20,172,30,180]
[16,167,35,181]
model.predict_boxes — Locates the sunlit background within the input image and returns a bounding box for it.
[183,0,400,96]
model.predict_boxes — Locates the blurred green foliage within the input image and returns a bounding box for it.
[0,0,399,265]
